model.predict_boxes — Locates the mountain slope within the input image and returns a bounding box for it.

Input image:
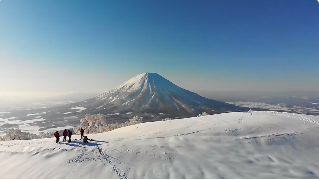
[81,72,247,116]
[1,111,319,178]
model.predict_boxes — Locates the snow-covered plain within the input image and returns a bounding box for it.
[27,113,41,116]
[227,101,291,111]
[1,111,319,178]
[44,125,75,133]
[71,106,87,112]
[228,101,319,115]
[0,117,47,135]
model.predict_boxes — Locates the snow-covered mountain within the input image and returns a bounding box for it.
[81,72,247,117]
[0,73,247,134]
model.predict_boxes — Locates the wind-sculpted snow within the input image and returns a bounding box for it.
[1,112,319,178]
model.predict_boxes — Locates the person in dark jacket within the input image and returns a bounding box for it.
[83,136,88,143]
[68,130,73,143]
[80,128,84,140]
[63,129,68,142]
[54,131,60,144]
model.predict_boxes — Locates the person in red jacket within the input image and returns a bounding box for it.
[63,129,68,142]
[54,131,60,144]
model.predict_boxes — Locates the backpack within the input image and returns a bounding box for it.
[54,132,59,137]
[63,130,68,136]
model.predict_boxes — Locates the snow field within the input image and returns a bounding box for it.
[0,111,319,178]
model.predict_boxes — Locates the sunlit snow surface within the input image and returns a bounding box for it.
[1,111,319,178]
[94,72,241,113]
[97,72,186,106]
[71,106,86,112]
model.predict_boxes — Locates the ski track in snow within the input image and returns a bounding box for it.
[96,145,128,179]
[135,127,212,140]
[66,141,128,179]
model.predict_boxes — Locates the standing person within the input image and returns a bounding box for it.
[68,129,73,143]
[63,129,68,142]
[80,128,84,140]
[54,131,60,144]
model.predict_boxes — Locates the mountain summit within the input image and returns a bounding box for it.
[106,72,180,94]
[80,72,246,118]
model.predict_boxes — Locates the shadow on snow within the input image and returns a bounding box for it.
[63,140,108,147]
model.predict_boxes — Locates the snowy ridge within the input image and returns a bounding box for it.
[1,112,319,178]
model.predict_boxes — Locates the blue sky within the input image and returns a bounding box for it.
[0,0,318,97]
